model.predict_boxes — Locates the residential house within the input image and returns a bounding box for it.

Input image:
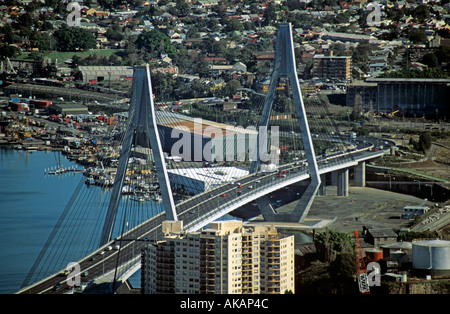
[256,53,274,67]
[209,62,247,78]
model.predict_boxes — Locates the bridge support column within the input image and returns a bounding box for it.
[250,22,320,223]
[99,66,177,246]
[336,168,349,197]
[354,162,366,187]
[256,196,278,221]
[317,174,327,196]
[331,171,337,186]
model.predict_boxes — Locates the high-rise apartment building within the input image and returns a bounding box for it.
[141,220,295,294]
[311,53,351,81]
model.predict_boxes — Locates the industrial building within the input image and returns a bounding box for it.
[78,66,133,84]
[47,103,89,115]
[157,111,275,163]
[141,220,295,294]
[167,166,249,194]
[347,78,450,118]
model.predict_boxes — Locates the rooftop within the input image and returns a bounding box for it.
[167,166,249,184]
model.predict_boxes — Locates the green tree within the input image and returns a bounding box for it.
[421,53,438,68]
[105,26,123,42]
[136,29,176,58]
[314,229,354,263]
[408,29,427,44]
[418,132,432,152]
[222,80,241,98]
[30,32,52,51]
[262,2,277,26]
[53,25,97,51]
[411,4,430,23]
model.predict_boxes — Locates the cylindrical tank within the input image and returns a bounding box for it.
[412,240,450,271]
[366,248,383,263]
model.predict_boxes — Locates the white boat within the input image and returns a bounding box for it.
[152,194,162,202]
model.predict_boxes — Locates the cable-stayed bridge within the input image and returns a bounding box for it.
[16,23,387,294]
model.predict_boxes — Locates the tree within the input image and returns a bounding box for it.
[418,132,432,152]
[408,29,427,44]
[105,26,123,42]
[314,229,354,263]
[421,53,438,68]
[53,25,97,51]
[222,80,241,98]
[262,2,277,26]
[411,4,430,23]
[136,29,176,58]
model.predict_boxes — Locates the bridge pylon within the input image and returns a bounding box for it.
[252,22,321,223]
[99,65,177,246]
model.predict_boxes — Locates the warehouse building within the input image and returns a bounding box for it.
[47,103,89,115]
[347,78,450,118]
[167,166,249,194]
[78,66,133,84]
[157,111,276,163]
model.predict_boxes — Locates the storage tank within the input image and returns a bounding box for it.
[412,240,450,276]
[366,248,383,263]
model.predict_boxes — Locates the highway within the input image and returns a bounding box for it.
[16,141,386,294]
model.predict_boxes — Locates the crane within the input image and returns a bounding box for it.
[354,230,370,294]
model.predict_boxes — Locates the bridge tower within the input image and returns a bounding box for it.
[99,65,177,246]
[252,22,321,223]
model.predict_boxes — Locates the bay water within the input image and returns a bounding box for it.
[0,147,143,293]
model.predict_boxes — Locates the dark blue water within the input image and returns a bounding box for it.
[0,147,82,293]
[0,147,241,294]
[0,148,146,293]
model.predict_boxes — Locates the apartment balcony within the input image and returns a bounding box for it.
[267,258,280,264]
[267,275,281,282]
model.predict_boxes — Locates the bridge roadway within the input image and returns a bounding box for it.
[17,143,386,294]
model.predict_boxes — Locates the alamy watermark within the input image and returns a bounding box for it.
[366,3,382,27]
[65,262,81,287]
[66,2,81,27]
[170,118,279,164]
[367,262,381,287]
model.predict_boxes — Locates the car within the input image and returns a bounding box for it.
[98,251,105,255]
[221,193,227,197]
[237,190,242,194]
[114,244,120,250]
[53,283,62,291]
[247,185,253,189]
[105,245,113,251]
[82,271,89,277]
[59,270,69,276]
